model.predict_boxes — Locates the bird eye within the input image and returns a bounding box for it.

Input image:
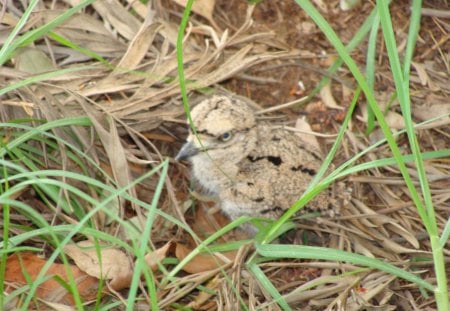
[220,132,232,142]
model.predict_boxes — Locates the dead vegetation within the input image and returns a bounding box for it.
[1,0,449,310]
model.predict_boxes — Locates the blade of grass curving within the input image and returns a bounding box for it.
[440,218,450,247]
[0,222,132,253]
[16,160,169,309]
[0,158,10,308]
[7,144,81,214]
[377,2,448,308]
[0,0,95,66]
[378,1,436,230]
[0,196,87,308]
[256,244,434,292]
[0,168,159,239]
[206,240,253,253]
[175,0,213,163]
[0,65,97,97]
[262,87,359,243]
[257,268,370,309]
[294,0,428,232]
[324,111,450,181]
[1,118,93,214]
[312,88,359,186]
[127,161,169,311]
[248,262,292,311]
[0,118,119,188]
[0,150,190,247]
[1,153,169,307]
[365,13,380,134]
[305,7,377,103]
[0,159,238,249]
[403,0,422,81]
[0,0,39,65]
[160,216,252,286]
[47,32,111,67]
[332,149,450,179]
[176,0,195,131]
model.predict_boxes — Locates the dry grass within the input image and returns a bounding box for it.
[1,0,449,310]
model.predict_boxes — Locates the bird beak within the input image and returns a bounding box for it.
[176,141,199,161]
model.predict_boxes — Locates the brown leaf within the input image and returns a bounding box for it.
[116,22,163,71]
[319,83,343,110]
[91,0,140,40]
[81,104,132,190]
[64,241,133,291]
[175,243,236,274]
[144,241,171,272]
[4,252,99,304]
[187,275,220,309]
[413,103,450,124]
[294,117,321,151]
[172,0,220,30]
[384,111,406,129]
[13,47,55,74]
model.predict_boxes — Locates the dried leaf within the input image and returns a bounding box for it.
[92,0,140,40]
[64,241,133,291]
[4,252,99,304]
[187,275,220,308]
[413,103,450,122]
[340,0,362,11]
[124,0,149,19]
[385,111,406,129]
[411,62,429,86]
[175,243,236,273]
[82,107,132,189]
[41,301,78,311]
[311,0,328,12]
[320,83,343,110]
[144,241,171,272]
[294,117,321,151]
[116,22,163,71]
[172,0,219,30]
[13,48,55,74]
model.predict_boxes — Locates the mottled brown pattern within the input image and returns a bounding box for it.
[176,95,335,230]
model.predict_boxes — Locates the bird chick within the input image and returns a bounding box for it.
[176,95,332,230]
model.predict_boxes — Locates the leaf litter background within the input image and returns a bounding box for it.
[1,0,449,310]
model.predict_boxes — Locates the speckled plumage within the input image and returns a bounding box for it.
[176,95,333,226]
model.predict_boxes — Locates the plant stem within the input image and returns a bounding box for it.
[430,235,449,310]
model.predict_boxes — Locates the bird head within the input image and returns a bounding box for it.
[176,96,257,165]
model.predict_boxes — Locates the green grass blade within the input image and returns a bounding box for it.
[0,0,40,65]
[256,244,434,292]
[0,66,97,97]
[47,32,111,66]
[377,2,448,307]
[365,13,380,134]
[263,88,359,243]
[161,216,252,285]
[307,7,377,103]
[403,0,422,80]
[294,0,427,232]
[16,161,168,309]
[248,262,292,311]
[127,160,169,311]
[0,0,95,66]
[176,0,196,130]
[440,218,450,247]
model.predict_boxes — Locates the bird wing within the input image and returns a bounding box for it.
[225,125,330,218]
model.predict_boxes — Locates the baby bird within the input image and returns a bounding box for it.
[176,95,332,227]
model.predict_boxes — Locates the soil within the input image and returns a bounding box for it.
[216,0,449,110]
